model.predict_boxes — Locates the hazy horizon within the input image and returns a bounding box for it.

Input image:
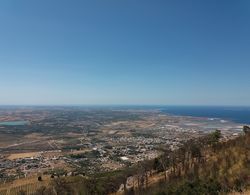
[0,104,250,107]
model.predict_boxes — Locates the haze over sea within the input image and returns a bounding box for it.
[72,105,250,125]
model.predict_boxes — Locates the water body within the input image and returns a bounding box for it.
[94,105,250,125]
[161,106,250,124]
[0,121,29,126]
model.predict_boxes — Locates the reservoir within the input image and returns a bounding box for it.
[0,121,29,126]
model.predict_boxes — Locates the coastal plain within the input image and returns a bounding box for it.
[0,107,243,192]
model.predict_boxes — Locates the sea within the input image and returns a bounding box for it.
[160,106,250,125]
[0,106,249,126]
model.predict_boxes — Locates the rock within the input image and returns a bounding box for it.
[118,184,124,192]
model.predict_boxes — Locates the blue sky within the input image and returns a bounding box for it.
[0,0,250,105]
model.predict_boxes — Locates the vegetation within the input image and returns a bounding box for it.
[145,130,250,195]
[30,129,249,195]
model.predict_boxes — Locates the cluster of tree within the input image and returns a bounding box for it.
[121,129,249,194]
[69,153,86,159]
[145,129,250,195]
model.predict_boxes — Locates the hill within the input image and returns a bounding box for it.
[3,128,250,195]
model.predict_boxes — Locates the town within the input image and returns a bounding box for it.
[0,107,243,184]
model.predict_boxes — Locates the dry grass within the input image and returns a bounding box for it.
[0,175,51,195]
[7,152,40,160]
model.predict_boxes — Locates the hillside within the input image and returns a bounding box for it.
[144,128,250,195]
[2,128,249,195]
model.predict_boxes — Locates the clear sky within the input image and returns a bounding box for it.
[0,0,250,105]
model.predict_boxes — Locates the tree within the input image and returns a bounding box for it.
[243,126,250,135]
[38,176,42,181]
[211,130,221,142]
[190,142,201,160]
[153,158,163,172]
[18,190,26,195]
[208,130,222,151]
[159,155,170,181]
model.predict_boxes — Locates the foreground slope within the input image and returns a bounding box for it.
[1,128,249,195]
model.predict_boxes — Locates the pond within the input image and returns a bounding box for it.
[0,121,29,126]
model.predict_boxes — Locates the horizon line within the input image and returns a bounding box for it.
[0,104,250,107]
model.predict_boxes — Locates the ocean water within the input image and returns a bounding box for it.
[161,106,250,124]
